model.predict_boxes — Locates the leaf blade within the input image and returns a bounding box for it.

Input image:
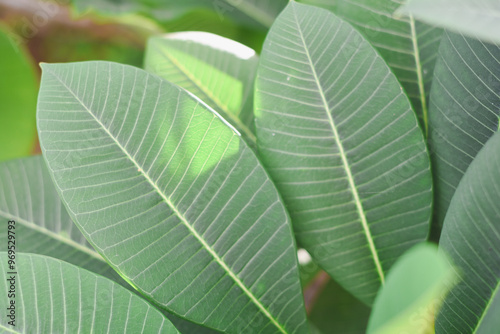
[37,61,307,334]
[255,2,432,305]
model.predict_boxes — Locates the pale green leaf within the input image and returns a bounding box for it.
[0,253,178,333]
[145,31,258,145]
[300,0,443,132]
[437,131,500,333]
[37,61,307,334]
[427,32,500,236]
[255,2,432,305]
[0,25,38,162]
[367,243,456,334]
[398,0,500,45]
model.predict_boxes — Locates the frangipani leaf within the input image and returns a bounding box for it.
[0,155,221,334]
[255,2,432,305]
[0,253,178,333]
[367,243,456,334]
[300,0,442,132]
[145,31,258,145]
[437,130,500,333]
[398,0,500,45]
[0,25,38,161]
[427,31,500,236]
[37,61,307,334]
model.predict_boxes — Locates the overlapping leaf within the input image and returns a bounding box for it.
[0,155,221,334]
[427,31,500,235]
[437,130,500,333]
[0,25,38,161]
[303,0,442,131]
[398,0,500,45]
[367,243,455,334]
[37,61,307,334]
[145,32,258,145]
[255,2,432,305]
[0,253,178,333]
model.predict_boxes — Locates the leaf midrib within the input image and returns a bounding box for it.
[44,67,288,334]
[290,4,385,285]
[0,210,104,261]
[222,0,276,27]
[409,14,429,135]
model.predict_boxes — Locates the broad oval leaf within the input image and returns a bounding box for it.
[255,2,432,305]
[145,31,258,144]
[37,61,307,334]
[300,0,443,132]
[0,155,221,334]
[0,25,38,162]
[427,31,500,236]
[0,253,178,333]
[437,131,500,333]
[367,243,456,334]
[398,0,500,45]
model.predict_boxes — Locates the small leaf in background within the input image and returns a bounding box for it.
[145,31,258,145]
[37,61,308,334]
[255,1,432,305]
[0,25,38,162]
[367,243,456,334]
[426,31,500,238]
[437,130,500,333]
[0,155,222,334]
[301,0,443,132]
[397,0,500,45]
[0,253,178,333]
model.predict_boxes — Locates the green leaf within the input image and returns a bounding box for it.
[145,32,258,145]
[0,253,178,333]
[37,61,307,334]
[0,25,38,162]
[300,0,443,133]
[427,32,500,236]
[0,155,222,334]
[367,243,456,334]
[309,278,370,334]
[397,0,500,45]
[255,2,432,305]
[437,130,500,333]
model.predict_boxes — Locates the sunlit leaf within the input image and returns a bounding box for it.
[145,31,258,145]
[255,2,432,305]
[37,61,307,334]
